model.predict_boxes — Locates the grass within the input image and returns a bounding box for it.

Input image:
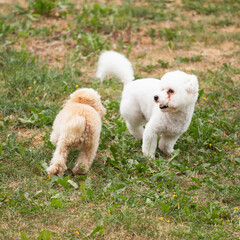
[0,0,240,239]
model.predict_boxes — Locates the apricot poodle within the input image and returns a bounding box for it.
[47,88,106,176]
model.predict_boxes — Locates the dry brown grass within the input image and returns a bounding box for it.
[6,0,239,79]
[1,1,239,239]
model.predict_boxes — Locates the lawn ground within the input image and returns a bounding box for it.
[0,0,240,239]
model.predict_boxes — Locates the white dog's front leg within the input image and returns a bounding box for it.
[158,134,179,155]
[126,122,144,140]
[142,124,158,159]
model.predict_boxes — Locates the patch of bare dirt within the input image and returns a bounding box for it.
[8,1,77,68]
[31,17,69,30]
[5,0,240,82]
[127,29,239,75]
[0,0,28,15]
[8,181,21,189]
[0,0,27,5]
[16,37,76,68]
[218,25,240,34]
[17,128,45,146]
[13,16,76,67]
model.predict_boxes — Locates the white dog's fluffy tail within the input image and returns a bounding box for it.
[96,51,134,85]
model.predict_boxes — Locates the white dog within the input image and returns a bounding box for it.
[47,88,106,176]
[96,51,199,158]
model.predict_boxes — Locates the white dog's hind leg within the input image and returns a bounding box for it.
[158,134,179,155]
[126,121,144,140]
[142,124,158,159]
[47,138,68,176]
[120,99,145,139]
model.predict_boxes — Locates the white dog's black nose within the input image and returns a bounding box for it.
[154,95,159,102]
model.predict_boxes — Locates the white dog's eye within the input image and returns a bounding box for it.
[168,89,174,94]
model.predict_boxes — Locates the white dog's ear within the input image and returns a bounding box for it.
[185,74,199,94]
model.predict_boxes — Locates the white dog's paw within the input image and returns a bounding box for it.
[158,145,174,155]
[142,149,155,159]
[47,163,66,176]
[158,139,175,155]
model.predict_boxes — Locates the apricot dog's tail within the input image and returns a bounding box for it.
[96,51,134,85]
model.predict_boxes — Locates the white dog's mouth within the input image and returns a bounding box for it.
[160,104,168,109]
[159,105,177,112]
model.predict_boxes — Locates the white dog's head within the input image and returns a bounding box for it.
[68,88,106,117]
[154,70,199,112]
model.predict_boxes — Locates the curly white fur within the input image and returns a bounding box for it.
[47,88,106,176]
[96,51,199,158]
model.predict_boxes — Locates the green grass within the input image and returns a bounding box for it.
[0,0,240,239]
